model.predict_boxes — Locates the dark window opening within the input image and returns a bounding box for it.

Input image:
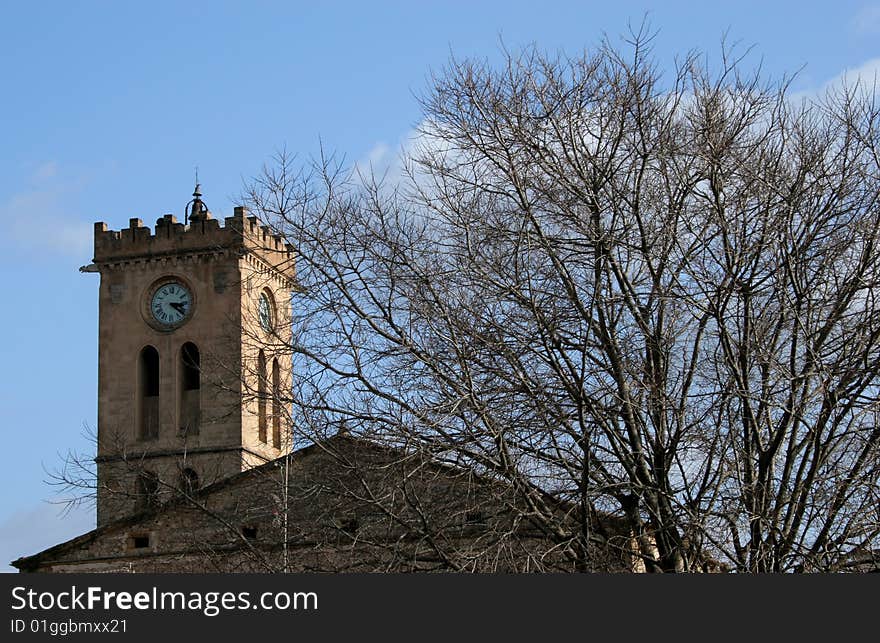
[179,467,199,495]
[141,346,160,397]
[181,342,200,390]
[271,358,281,449]
[179,342,200,434]
[138,346,160,440]
[136,471,160,510]
[257,351,267,443]
[129,534,151,549]
[340,517,359,533]
[241,525,258,540]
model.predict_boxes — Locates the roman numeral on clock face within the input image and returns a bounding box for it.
[150,281,192,327]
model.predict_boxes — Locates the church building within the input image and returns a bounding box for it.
[12,187,643,573]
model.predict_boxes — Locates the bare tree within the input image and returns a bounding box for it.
[243,30,880,572]
[43,29,880,574]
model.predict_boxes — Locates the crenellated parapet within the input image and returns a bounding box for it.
[93,206,297,284]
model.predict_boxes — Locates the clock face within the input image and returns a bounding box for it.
[150,282,193,327]
[258,292,273,332]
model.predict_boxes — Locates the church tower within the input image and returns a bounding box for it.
[88,186,296,526]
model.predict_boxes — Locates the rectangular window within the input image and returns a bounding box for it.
[128,533,151,550]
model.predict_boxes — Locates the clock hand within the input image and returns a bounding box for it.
[169,302,186,314]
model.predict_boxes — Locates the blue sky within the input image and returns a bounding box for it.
[1,1,878,572]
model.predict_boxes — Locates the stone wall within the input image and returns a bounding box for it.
[17,437,639,573]
[91,206,296,525]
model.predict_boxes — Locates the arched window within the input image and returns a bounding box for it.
[136,470,160,509]
[257,350,267,443]
[138,346,160,440]
[272,358,281,449]
[179,467,199,496]
[179,342,200,435]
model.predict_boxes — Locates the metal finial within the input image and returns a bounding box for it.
[185,178,208,224]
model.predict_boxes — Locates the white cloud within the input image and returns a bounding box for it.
[352,132,418,189]
[0,163,92,258]
[353,138,408,184]
[352,120,467,191]
[833,57,880,91]
[363,142,392,168]
[789,57,880,103]
[0,502,94,572]
[352,55,880,196]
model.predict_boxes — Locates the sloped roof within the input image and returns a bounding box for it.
[12,432,637,571]
[11,436,348,571]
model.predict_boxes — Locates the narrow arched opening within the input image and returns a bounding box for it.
[179,467,199,496]
[136,470,160,509]
[179,342,200,435]
[138,346,160,440]
[272,358,281,449]
[257,350,267,443]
